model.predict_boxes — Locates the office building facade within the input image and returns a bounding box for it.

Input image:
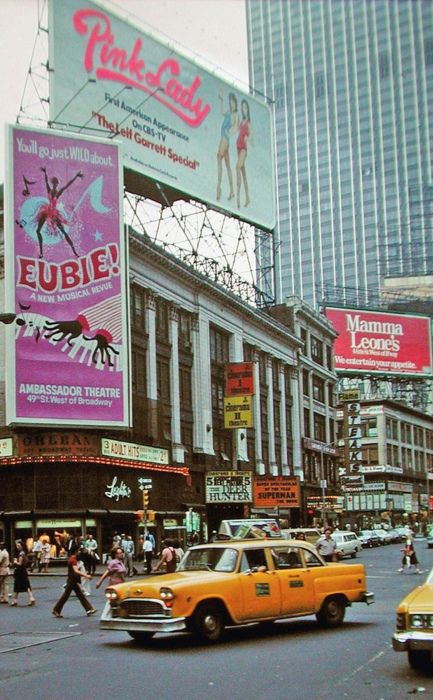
[246,0,433,307]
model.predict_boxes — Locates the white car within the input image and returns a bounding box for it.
[331,531,362,559]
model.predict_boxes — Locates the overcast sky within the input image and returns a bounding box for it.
[0,0,249,183]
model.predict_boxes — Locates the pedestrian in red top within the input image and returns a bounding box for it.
[52,546,96,618]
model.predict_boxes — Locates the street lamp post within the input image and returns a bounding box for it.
[320,446,327,528]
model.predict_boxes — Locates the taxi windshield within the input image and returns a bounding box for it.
[178,547,238,573]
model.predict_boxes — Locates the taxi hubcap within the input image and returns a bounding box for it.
[204,614,218,631]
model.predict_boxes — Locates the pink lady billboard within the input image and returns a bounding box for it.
[5,125,130,428]
[325,307,433,377]
[48,0,276,231]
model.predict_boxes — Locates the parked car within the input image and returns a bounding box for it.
[396,526,414,540]
[392,567,433,670]
[372,528,393,545]
[100,538,374,644]
[358,530,381,548]
[331,531,362,559]
[388,528,403,544]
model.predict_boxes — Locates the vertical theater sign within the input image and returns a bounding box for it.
[5,125,129,428]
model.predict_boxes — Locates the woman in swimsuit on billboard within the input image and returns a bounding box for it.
[236,99,252,209]
[216,90,238,202]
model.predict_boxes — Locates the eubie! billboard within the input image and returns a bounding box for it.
[48,0,276,231]
[325,306,433,377]
[5,124,129,428]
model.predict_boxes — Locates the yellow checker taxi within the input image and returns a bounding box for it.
[100,539,374,643]
[392,567,433,671]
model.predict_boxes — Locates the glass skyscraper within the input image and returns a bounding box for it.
[246,0,433,308]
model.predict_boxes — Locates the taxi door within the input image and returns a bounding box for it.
[272,546,316,615]
[238,548,281,621]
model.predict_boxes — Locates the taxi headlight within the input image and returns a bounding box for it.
[105,590,119,601]
[410,614,424,628]
[160,587,174,601]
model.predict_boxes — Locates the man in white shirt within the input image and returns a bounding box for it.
[0,541,10,603]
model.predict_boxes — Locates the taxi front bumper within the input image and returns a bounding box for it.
[99,601,186,634]
[393,630,433,652]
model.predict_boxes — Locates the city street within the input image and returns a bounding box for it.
[1,542,433,700]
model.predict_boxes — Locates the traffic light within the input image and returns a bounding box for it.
[147,510,155,522]
[142,489,149,507]
[134,510,144,523]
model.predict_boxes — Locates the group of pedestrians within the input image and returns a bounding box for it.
[0,531,188,615]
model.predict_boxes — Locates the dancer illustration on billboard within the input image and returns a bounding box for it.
[216,90,238,202]
[35,167,83,258]
[236,99,252,209]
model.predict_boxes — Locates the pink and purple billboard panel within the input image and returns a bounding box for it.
[5,125,130,427]
[325,307,433,377]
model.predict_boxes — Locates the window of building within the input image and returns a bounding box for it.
[178,312,192,352]
[310,336,323,365]
[315,71,326,99]
[312,376,325,403]
[424,37,433,66]
[156,357,170,403]
[156,299,169,342]
[304,408,311,438]
[303,369,310,397]
[313,412,326,442]
[179,365,192,410]
[361,418,377,438]
[211,380,224,417]
[361,445,378,465]
[131,348,146,395]
[131,285,146,331]
[209,325,229,363]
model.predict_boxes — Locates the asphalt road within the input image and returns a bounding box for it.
[1,541,433,700]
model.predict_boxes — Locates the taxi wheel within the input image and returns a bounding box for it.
[316,597,346,628]
[408,650,432,671]
[128,631,155,643]
[192,603,224,643]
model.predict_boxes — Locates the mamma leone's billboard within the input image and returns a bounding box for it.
[325,307,433,378]
[5,125,129,428]
[48,0,276,231]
